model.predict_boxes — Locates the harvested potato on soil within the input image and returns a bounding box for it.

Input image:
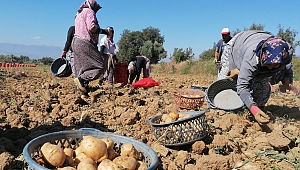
[74,146,83,157]
[120,143,140,160]
[161,112,191,123]
[80,136,108,162]
[107,148,119,160]
[161,114,175,123]
[97,159,124,170]
[169,112,179,120]
[77,157,97,170]
[40,142,66,167]
[100,137,115,148]
[178,113,191,120]
[136,161,148,170]
[74,152,89,165]
[64,148,74,158]
[113,156,137,170]
[63,148,75,166]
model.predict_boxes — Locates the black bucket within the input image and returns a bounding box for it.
[50,58,72,77]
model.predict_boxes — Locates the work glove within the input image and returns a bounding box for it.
[214,58,218,63]
[226,68,240,78]
[250,105,270,124]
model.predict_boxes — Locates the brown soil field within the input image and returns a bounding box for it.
[1,66,300,170]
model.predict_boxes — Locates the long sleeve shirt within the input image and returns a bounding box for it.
[229,30,293,108]
[63,26,75,52]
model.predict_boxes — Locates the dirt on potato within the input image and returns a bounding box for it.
[1,66,300,170]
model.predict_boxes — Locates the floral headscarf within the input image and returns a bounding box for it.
[256,36,289,65]
[77,0,102,14]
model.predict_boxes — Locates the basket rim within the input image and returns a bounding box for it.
[173,89,205,99]
[147,110,209,127]
[22,128,159,170]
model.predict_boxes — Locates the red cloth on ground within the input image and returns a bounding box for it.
[131,77,160,89]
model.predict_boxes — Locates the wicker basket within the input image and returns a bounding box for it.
[147,110,209,146]
[23,128,159,170]
[173,89,205,109]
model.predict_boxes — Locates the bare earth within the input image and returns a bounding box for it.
[0,66,300,170]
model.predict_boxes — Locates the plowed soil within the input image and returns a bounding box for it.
[1,66,300,170]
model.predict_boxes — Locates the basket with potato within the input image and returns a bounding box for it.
[23,128,159,170]
[173,89,205,109]
[147,110,209,146]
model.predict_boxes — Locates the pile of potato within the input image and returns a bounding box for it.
[36,135,149,170]
[160,112,191,123]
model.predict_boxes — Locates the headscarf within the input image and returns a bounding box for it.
[107,26,114,43]
[128,61,136,74]
[77,0,102,14]
[256,36,289,65]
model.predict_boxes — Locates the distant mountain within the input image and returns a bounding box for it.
[0,43,63,59]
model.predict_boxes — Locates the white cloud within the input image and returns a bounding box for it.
[33,36,41,41]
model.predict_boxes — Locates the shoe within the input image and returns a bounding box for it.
[74,77,87,93]
[81,91,89,100]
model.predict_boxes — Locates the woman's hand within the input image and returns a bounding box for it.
[226,68,240,78]
[250,105,270,124]
[61,51,67,58]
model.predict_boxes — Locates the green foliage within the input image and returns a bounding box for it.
[292,56,300,81]
[277,24,300,49]
[0,54,30,63]
[181,60,194,74]
[172,47,194,63]
[198,48,215,61]
[116,27,166,64]
[38,57,54,65]
[247,23,265,31]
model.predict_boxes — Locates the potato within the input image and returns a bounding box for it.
[75,146,83,157]
[169,112,179,120]
[80,136,108,162]
[40,142,66,167]
[64,148,74,157]
[98,159,124,170]
[161,114,175,123]
[136,161,148,170]
[63,148,75,166]
[57,167,76,170]
[120,143,140,160]
[113,156,137,170]
[74,152,89,165]
[178,113,191,120]
[100,137,115,148]
[77,158,97,170]
[107,148,119,160]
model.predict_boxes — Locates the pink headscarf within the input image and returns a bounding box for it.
[77,0,102,14]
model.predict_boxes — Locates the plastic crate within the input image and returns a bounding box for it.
[147,110,209,146]
[23,128,159,170]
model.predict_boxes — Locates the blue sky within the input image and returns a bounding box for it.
[0,0,300,60]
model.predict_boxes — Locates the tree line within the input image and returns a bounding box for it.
[1,23,299,65]
[0,54,54,65]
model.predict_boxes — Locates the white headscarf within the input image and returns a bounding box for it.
[128,61,136,73]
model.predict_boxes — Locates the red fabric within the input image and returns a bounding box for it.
[131,77,160,89]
